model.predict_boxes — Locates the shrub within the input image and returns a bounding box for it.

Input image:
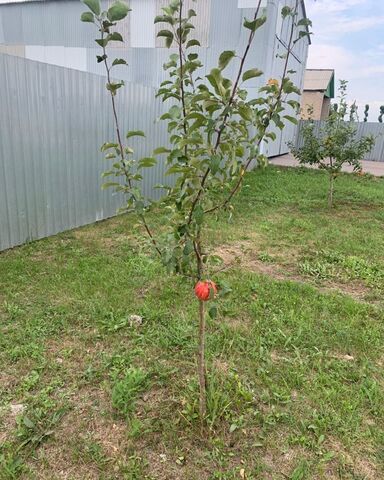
[290,81,375,207]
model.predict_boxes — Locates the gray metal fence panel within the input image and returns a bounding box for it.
[295,120,384,162]
[0,27,307,251]
[0,52,169,252]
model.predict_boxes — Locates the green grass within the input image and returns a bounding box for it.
[0,166,384,479]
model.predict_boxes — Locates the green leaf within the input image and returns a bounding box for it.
[186,39,201,48]
[188,52,198,61]
[189,118,205,133]
[238,104,253,121]
[153,147,171,155]
[194,205,204,225]
[154,14,174,24]
[101,142,118,152]
[106,81,124,95]
[183,22,195,31]
[287,99,300,109]
[102,182,121,190]
[157,29,174,39]
[126,130,145,139]
[265,132,277,141]
[167,0,179,13]
[218,50,236,70]
[168,105,181,119]
[208,305,218,320]
[206,68,226,97]
[272,114,285,130]
[95,38,109,48]
[281,6,292,18]
[298,30,310,40]
[107,1,130,22]
[138,157,157,168]
[242,68,263,82]
[249,97,266,106]
[183,241,194,256]
[83,0,100,15]
[243,16,267,32]
[112,58,127,66]
[166,165,187,175]
[135,201,145,214]
[187,9,197,18]
[108,32,124,42]
[284,115,298,125]
[209,155,221,175]
[157,29,174,48]
[298,18,312,27]
[80,12,95,23]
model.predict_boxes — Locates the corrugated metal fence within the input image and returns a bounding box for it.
[0,52,169,252]
[0,51,299,252]
[295,120,384,162]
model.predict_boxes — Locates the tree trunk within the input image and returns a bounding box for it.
[198,299,207,421]
[328,174,334,208]
[194,233,207,426]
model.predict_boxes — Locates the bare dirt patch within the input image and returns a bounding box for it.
[214,241,374,302]
[326,439,381,480]
[24,385,129,479]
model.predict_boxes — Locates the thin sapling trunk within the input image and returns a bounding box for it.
[81,0,313,431]
[194,233,207,423]
[198,298,207,421]
[328,157,335,208]
[328,173,335,208]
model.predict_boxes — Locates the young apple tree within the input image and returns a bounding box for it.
[81,0,310,426]
[291,81,375,207]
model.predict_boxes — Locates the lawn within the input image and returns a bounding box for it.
[0,166,384,479]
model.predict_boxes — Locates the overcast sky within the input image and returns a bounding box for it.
[305,0,384,120]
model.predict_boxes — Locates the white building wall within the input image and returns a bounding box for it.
[0,0,309,156]
[131,0,156,48]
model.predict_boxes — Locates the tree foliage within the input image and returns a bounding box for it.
[379,105,384,123]
[81,0,310,423]
[290,81,375,207]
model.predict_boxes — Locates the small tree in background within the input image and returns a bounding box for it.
[363,104,369,122]
[290,80,375,208]
[349,101,358,122]
[81,0,311,426]
[379,105,384,123]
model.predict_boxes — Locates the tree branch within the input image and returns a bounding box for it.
[99,24,162,257]
[187,0,263,225]
[205,0,300,215]
[178,0,188,137]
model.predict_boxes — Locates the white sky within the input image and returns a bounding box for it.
[305,0,384,119]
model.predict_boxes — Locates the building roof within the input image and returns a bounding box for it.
[303,69,334,92]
